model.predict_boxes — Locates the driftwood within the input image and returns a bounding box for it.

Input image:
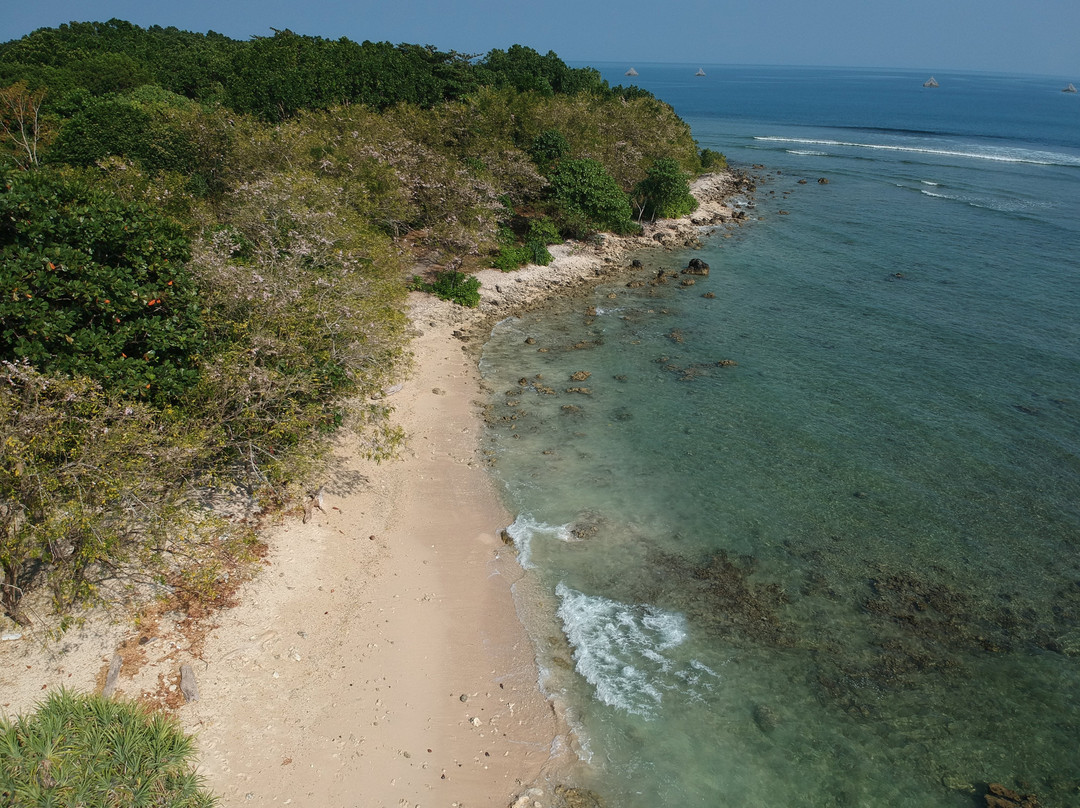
[179,664,200,702]
[102,653,123,697]
[302,486,326,524]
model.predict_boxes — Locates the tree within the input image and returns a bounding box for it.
[633,157,698,221]
[547,157,638,236]
[0,82,47,169]
[0,170,206,402]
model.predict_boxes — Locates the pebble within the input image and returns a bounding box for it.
[1,632,22,641]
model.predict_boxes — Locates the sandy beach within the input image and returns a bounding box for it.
[0,172,741,808]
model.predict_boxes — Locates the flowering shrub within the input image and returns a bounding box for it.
[0,170,205,401]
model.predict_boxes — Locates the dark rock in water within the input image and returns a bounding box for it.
[630,259,643,268]
[561,404,582,414]
[570,370,592,382]
[798,179,808,184]
[680,278,696,286]
[525,337,536,345]
[703,292,716,299]
[613,374,628,382]
[585,305,597,316]
[985,783,1040,808]
[683,258,710,275]
[752,703,781,734]
[555,784,608,808]
[565,387,592,395]
[498,528,514,546]
[1013,404,1039,416]
[818,177,830,184]
[716,359,738,367]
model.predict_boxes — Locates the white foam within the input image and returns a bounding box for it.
[755,135,1080,167]
[506,514,575,570]
[556,584,713,718]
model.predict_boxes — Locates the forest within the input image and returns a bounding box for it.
[0,19,719,627]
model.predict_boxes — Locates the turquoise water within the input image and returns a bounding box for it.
[481,66,1080,806]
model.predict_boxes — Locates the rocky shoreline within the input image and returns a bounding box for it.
[412,169,757,344]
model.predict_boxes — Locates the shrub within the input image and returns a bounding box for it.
[529,128,569,168]
[633,157,698,221]
[699,147,727,170]
[0,689,216,807]
[411,270,481,307]
[0,360,209,623]
[547,157,638,236]
[0,170,205,402]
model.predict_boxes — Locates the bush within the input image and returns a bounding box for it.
[633,157,698,221]
[529,129,569,168]
[699,147,727,170]
[0,689,216,807]
[491,217,560,271]
[547,158,638,236]
[411,270,481,307]
[0,360,211,623]
[0,170,205,402]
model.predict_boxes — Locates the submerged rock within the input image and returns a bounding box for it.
[752,702,782,734]
[985,783,1040,808]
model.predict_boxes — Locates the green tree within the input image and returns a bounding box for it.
[0,170,205,402]
[633,156,698,221]
[547,157,638,236]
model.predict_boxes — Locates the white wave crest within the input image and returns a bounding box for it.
[556,584,716,718]
[506,514,575,569]
[754,136,1080,167]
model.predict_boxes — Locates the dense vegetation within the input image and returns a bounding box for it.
[0,19,721,625]
[0,690,215,806]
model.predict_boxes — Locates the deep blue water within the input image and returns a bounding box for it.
[481,65,1080,807]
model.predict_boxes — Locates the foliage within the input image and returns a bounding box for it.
[700,147,727,170]
[0,689,216,807]
[547,157,639,237]
[0,361,205,623]
[633,157,698,221]
[187,167,409,480]
[411,270,481,307]
[0,170,205,402]
[0,82,48,169]
[492,216,560,271]
[529,128,569,169]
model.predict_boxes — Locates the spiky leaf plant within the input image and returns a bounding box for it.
[0,689,216,807]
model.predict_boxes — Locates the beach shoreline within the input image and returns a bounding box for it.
[0,171,744,807]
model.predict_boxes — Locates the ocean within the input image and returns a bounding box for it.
[480,65,1080,807]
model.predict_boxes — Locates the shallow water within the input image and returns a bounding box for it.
[482,65,1080,806]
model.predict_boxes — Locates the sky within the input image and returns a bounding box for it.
[2,0,1078,78]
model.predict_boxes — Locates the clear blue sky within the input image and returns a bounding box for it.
[3,0,1078,78]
